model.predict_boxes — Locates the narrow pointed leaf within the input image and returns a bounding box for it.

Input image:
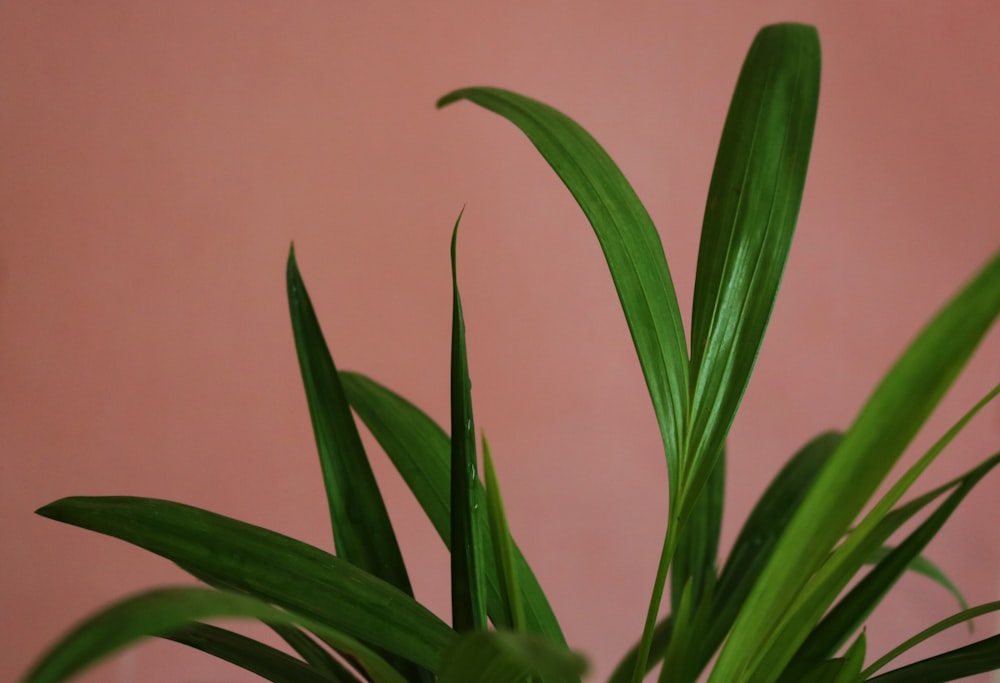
[437,631,587,683]
[437,86,689,509]
[671,446,724,615]
[866,634,1000,683]
[341,370,567,647]
[267,623,362,682]
[166,623,357,683]
[865,549,969,613]
[449,215,487,632]
[21,587,407,683]
[35,497,455,671]
[686,22,821,520]
[483,434,527,632]
[606,618,673,683]
[711,244,1000,683]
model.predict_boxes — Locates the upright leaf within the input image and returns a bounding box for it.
[449,214,487,632]
[437,631,587,683]
[341,371,567,647]
[685,21,821,519]
[671,446,724,615]
[483,434,527,633]
[35,497,455,671]
[286,247,412,595]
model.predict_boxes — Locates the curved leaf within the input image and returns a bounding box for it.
[35,497,455,671]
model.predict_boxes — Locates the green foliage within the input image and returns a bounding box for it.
[22,21,1000,683]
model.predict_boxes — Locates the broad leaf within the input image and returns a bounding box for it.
[35,497,455,671]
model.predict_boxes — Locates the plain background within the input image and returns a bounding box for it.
[3,3,1000,682]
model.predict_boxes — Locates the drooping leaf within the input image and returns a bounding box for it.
[684,21,821,524]
[166,623,358,683]
[21,587,407,683]
[711,242,1000,683]
[341,371,566,647]
[35,497,455,671]
[864,549,969,613]
[483,433,527,633]
[866,634,1000,683]
[862,601,1000,680]
[437,631,587,683]
[449,213,487,633]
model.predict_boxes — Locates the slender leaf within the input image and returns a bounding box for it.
[483,433,527,633]
[341,370,566,646]
[671,446,724,615]
[865,549,969,613]
[21,587,406,683]
[166,623,355,683]
[437,631,587,683]
[35,497,455,671]
[710,242,1000,683]
[267,623,362,682]
[606,617,673,683]
[437,86,689,510]
[863,601,1000,679]
[866,634,1000,683]
[449,213,487,632]
[685,21,821,522]
[779,453,1000,680]
[286,247,411,591]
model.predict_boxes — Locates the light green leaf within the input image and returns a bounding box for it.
[711,242,1000,683]
[35,497,455,671]
[483,433,527,633]
[166,623,359,683]
[437,631,587,683]
[449,213,487,633]
[341,371,567,647]
[21,587,406,683]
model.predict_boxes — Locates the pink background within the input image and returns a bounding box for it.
[3,3,1000,682]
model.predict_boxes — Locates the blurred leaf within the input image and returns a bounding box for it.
[21,587,406,683]
[864,549,969,613]
[167,623,357,683]
[341,371,567,648]
[437,631,587,683]
[35,497,454,671]
[711,239,1000,683]
[449,214,487,632]
[863,601,1000,680]
[685,21,820,524]
[606,617,673,683]
[267,623,361,682]
[483,434,527,633]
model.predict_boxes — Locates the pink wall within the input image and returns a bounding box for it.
[3,3,999,682]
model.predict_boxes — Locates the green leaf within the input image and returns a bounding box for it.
[777,454,999,680]
[340,371,567,647]
[437,631,587,683]
[671,446,724,616]
[483,433,527,633]
[863,601,1000,680]
[797,633,865,683]
[865,549,969,613]
[866,634,1000,683]
[685,21,820,522]
[449,213,487,633]
[35,497,455,671]
[286,246,412,592]
[166,623,357,683]
[21,587,406,683]
[710,241,1000,683]
[606,617,673,683]
[267,623,362,682]
[437,85,689,512]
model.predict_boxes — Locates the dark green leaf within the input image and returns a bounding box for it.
[449,213,487,632]
[341,371,567,648]
[437,631,587,683]
[867,633,1000,683]
[671,446,724,615]
[864,550,969,614]
[483,434,527,632]
[685,22,820,523]
[267,623,361,682]
[35,497,455,671]
[166,623,355,683]
[21,587,406,683]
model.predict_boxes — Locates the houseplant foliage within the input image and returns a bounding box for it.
[21,21,1000,683]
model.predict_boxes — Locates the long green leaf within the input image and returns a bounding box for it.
[710,243,1000,683]
[340,370,567,647]
[867,634,1000,683]
[437,631,587,683]
[267,623,362,682]
[437,85,689,510]
[35,497,455,671]
[685,22,820,521]
[286,246,412,591]
[671,446,724,616]
[483,434,527,633]
[166,623,357,683]
[21,587,406,683]
[865,549,969,613]
[449,213,487,632]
